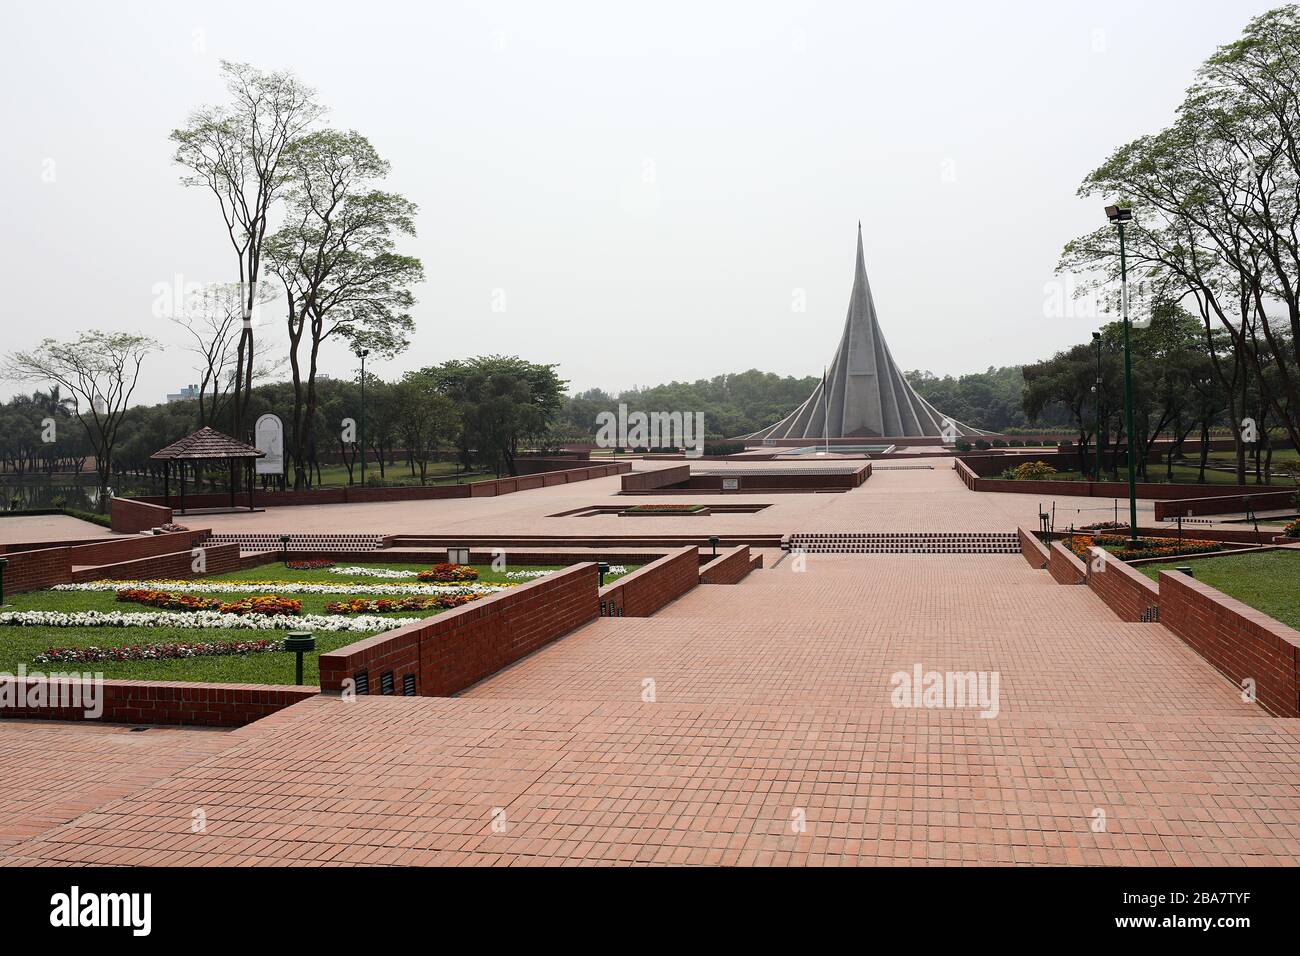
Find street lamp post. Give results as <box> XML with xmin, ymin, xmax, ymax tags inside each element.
<box><xmin>357</xmin><ymin>348</ymin><xmax>370</xmax><ymax>487</ymax></box>
<box><xmin>1093</xmin><ymin>331</ymin><xmax>1103</xmax><ymax>481</ymax></box>
<box><xmin>1105</xmin><ymin>204</ymin><xmax>1139</xmax><ymax>547</ymax></box>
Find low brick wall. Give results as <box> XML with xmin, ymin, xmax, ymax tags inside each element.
<box><xmin>2</xmin><ymin>547</ymin><xmax>72</xmax><ymax>593</ymax></box>
<box><xmin>1158</xmin><ymin>571</ymin><xmax>1300</xmax><ymax>718</ymax></box>
<box><xmin>65</xmin><ymin>529</ymin><xmax>206</xmax><ymax>567</ymax></box>
<box><xmin>621</xmin><ymin>465</ymin><xmax>691</xmax><ymax>492</ymax></box>
<box><xmin>699</xmin><ymin>545</ymin><xmax>755</xmax><ymax>584</ymax></box>
<box><xmin>1017</xmin><ymin>527</ymin><xmax>1049</xmax><ymax>570</ymax></box>
<box><xmin>131</xmin><ymin>463</ymin><xmax>632</xmax><ymax>511</ymax></box>
<box><xmin>110</xmin><ymin>496</ymin><xmax>173</xmax><ymax>533</ymax></box>
<box><xmin>956</xmin><ymin>459</ymin><xmax>1277</xmax><ymax>503</ymax></box>
<box><xmin>1153</xmin><ymin>489</ymin><xmax>1295</xmax><ymax>520</ymax></box>
<box><xmin>71</xmin><ymin>542</ymin><xmax>240</xmax><ymax>583</ymax></box>
<box><xmin>319</xmin><ymin>563</ymin><xmax>600</xmax><ymax>697</ymax></box>
<box><xmin>1048</xmin><ymin>541</ymin><xmax>1086</xmax><ymax>585</ymax></box>
<box><xmin>1087</xmin><ymin>553</ymin><xmax>1160</xmax><ymax>622</ymax></box>
<box><xmin>0</xmin><ymin>677</ymin><xmax>318</xmax><ymax>727</ymax></box>
<box><xmin>599</xmin><ymin>546</ymin><xmax>699</xmax><ymax>615</ymax></box>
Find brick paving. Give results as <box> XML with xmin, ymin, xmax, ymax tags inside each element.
<box><xmin>184</xmin><ymin>465</ymin><xmax>1154</xmax><ymax>537</ymax></box>
<box><xmin>4</xmin><ymin>550</ymin><xmax>1298</xmax><ymax>866</ymax></box>
<box><xmin>0</xmin><ymin>720</ymin><xmax>233</xmax><ymax>856</ymax></box>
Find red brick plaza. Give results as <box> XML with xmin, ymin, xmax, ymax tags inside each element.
<box><xmin>1</xmin><ymin>463</ymin><xmax>1297</xmax><ymax>866</ymax></box>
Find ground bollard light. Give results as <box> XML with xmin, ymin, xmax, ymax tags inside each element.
<box><xmin>285</xmin><ymin>630</ymin><xmax>316</xmax><ymax>685</ymax></box>
<box><xmin>709</xmin><ymin>536</ymin><xmax>719</xmax><ymax>557</ymax></box>
<box><xmin>279</xmin><ymin>535</ymin><xmax>291</xmax><ymax>564</ymax></box>
<box><xmin>598</xmin><ymin>562</ymin><xmax>610</xmax><ymax>586</ymax></box>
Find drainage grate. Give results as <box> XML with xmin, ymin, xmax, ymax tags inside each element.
<box><xmin>353</xmin><ymin>671</ymin><xmax>370</xmax><ymax>695</ymax></box>
<box><xmin>402</xmin><ymin>674</ymin><xmax>417</xmax><ymax>696</ymax></box>
<box><xmin>380</xmin><ymin>671</ymin><xmax>395</xmax><ymax>695</ymax></box>
<box><xmin>1141</xmin><ymin>606</ymin><xmax>1160</xmax><ymax>623</ymax></box>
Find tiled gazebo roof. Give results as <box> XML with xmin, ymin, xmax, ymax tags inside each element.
<box><xmin>150</xmin><ymin>426</ymin><xmax>264</xmax><ymax>461</ymax></box>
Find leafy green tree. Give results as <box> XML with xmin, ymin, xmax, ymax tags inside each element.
<box><xmin>266</xmin><ymin>129</ymin><xmax>423</xmax><ymax>488</ymax></box>
<box><xmin>426</xmin><ymin>357</ymin><xmax>566</xmax><ymax>476</ymax></box>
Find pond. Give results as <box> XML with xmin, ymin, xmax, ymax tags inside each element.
<box><xmin>0</xmin><ymin>476</ymin><xmax>162</xmax><ymax>512</ymax></box>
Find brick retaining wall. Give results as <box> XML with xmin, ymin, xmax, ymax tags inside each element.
<box><xmin>0</xmin><ymin>678</ymin><xmax>318</xmax><ymax>727</ymax></box>
<box><xmin>621</xmin><ymin>465</ymin><xmax>691</xmax><ymax>492</ymax></box>
<box><xmin>1086</xmin><ymin>552</ymin><xmax>1160</xmax><ymax>622</ymax></box>
<box><xmin>956</xmin><ymin>459</ymin><xmax>1278</xmax><ymax>503</ymax></box>
<box><xmin>319</xmin><ymin>564</ymin><xmax>600</xmax><ymax>698</ymax></box>
<box><xmin>1154</xmin><ymin>489</ymin><xmax>1294</xmax><ymax>520</ymax></box>
<box><xmin>1158</xmin><ymin>571</ymin><xmax>1300</xmax><ymax>718</ymax></box>
<box><xmin>1017</xmin><ymin>527</ymin><xmax>1049</xmax><ymax>570</ymax></box>
<box><xmin>70</xmin><ymin>542</ymin><xmax>241</xmax><ymax>583</ymax></box>
<box><xmin>110</xmin><ymin>496</ymin><xmax>173</xmax><ymax>533</ymax></box>
<box><xmin>1048</xmin><ymin>541</ymin><xmax>1087</xmax><ymax>585</ymax></box>
<box><xmin>599</xmin><ymin>546</ymin><xmax>699</xmax><ymax>615</ymax></box>
<box><xmin>698</xmin><ymin>545</ymin><xmax>755</xmax><ymax>584</ymax></box>
<box><xmin>131</xmin><ymin>462</ymin><xmax>631</xmax><ymax>511</ymax></box>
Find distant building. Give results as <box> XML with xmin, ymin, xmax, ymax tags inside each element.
<box><xmin>167</xmin><ymin>384</ymin><xmax>200</xmax><ymax>403</ymax></box>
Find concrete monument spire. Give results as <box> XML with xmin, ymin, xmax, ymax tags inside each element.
<box><xmin>747</xmin><ymin>225</ymin><xmax>990</xmax><ymax>441</ymax></box>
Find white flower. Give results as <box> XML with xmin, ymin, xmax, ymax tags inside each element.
<box><xmin>0</xmin><ymin>610</ymin><xmax>402</xmax><ymax>632</ymax></box>
<box><xmin>50</xmin><ymin>580</ymin><xmax>509</xmax><ymax>597</ymax></box>
<box><xmin>329</xmin><ymin>566</ymin><xmax>418</xmax><ymax>579</ymax></box>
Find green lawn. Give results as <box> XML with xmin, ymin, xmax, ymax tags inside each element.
<box><xmin>1139</xmin><ymin>550</ymin><xmax>1300</xmax><ymax>631</ymax></box>
<box><xmin>0</xmin><ymin>561</ymin><xmax>636</xmax><ymax>684</ymax></box>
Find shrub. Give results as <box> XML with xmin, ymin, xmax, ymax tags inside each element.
<box><xmin>1011</xmin><ymin>460</ymin><xmax>1058</xmax><ymax>481</ymax></box>
<box><xmin>417</xmin><ymin>563</ymin><xmax>479</xmax><ymax>582</ymax></box>
<box><xmin>992</xmin><ymin>439</ymin><xmax>1007</xmax><ymax>447</ymax></box>
<box><xmin>1283</xmin><ymin>518</ymin><xmax>1300</xmax><ymax>538</ymax></box>
<box><xmin>1008</xmin><ymin>440</ymin><xmax>1023</xmax><ymax>447</ymax></box>
<box><xmin>955</xmin><ymin>440</ymin><xmax>972</xmax><ymax>452</ymax></box>
<box><xmin>974</xmin><ymin>440</ymin><xmax>991</xmax><ymax>450</ymax></box>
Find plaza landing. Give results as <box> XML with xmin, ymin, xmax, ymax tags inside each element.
<box><xmin>2</xmin><ymin>553</ymin><xmax>1296</xmax><ymax>866</ymax></box>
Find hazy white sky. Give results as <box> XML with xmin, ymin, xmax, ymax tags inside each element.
<box><xmin>0</xmin><ymin>0</ymin><xmax>1277</xmax><ymax>405</ymax></box>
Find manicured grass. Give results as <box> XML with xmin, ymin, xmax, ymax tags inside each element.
<box><xmin>0</xmin><ymin>626</ymin><xmax>362</xmax><ymax>684</ymax></box>
<box><xmin>1138</xmin><ymin>550</ymin><xmax>1300</xmax><ymax>631</ymax></box>
<box><xmin>0</xmin><ymin>562</ymin><xmax>637</xmax><ymax>684</ymax></box>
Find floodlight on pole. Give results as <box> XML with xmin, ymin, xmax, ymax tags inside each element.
<box><xmin>1105</xmin><ymin>203</ymin><xmax>1139</xmax><ymax>546</ymax></box>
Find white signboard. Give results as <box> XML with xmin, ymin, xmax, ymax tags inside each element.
<box><xmin>254</xmin><ymin>414</ymin><xmax>285</xmax><ymax>476</ymax></box>
<box><xmin>722</xmin><ymin>477</ymin><xmax>739</xmax><ymax>491</ymax></box>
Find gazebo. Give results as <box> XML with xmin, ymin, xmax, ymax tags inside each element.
<box><xmin>151</xmin><ymin>426</ymin><xmax>265</xmax><ymax>514</ymax></box>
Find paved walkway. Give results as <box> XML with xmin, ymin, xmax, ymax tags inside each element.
<box><xmin>184</xmin><ymin>466</ymin><xmax>1160</xmax><ymax>537</ymax></box>
<box><xmin>5</xmin><ymin>553</ymin><xmax>1297</xmax><ymax>866</ymax></box>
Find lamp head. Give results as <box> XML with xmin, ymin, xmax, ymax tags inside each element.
<box><xmin>1104</xmin><ymin>204</ymin><xmax>1133</xmax><ymax>223</ymax></box>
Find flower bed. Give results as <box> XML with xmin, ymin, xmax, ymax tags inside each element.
<box><xmin>1079</xmin><ymin>521</ymin><xmax>1128</xmax><ymax>532</ymax></box>
<box><xmin>34</xmin><ymin>639</ymin><xmax>284</xmax><ymax>664</ymax></box>
<box><xmin>324</xmin><ymin>593</ymin><xmax>481</xmax><ymax>614</ymax></box>
<box><xmin>624</xmin><ymin>504</ymin><xmax>706</xmax><ymax>514</ymax></box>
<box><xmin>0</xmin><ymin>610</ymin><xmax>399</xmax><ymax>632</ymax></box>
<box><xmin>286</xmin><ymin>560</ymin><xmax>336</xmax><ymax>570</ymax></box>
<box><xmin>217</xmin><ymin>595</ymin><xmax>303</xmax><ymax>616</ymax></box>
<box><xmin>116</xmin><ymin>588</ymin><xmax>221</xmax><ymax>612</ymax></box>
<box><xmin>1068</xmin><ymin>533</ymin><xmax>1225</xmax><ymax>563</ymax></box>
<box><xmin>53</xmin><ymin>580</ymin><xmax>510</xmax><ymax>597</ymax></box>
<box><xmin>330</xmin><ymin>566</ymin><xmax>417</xmax><ymax>579</ymax></box>
<box><xmin>1283</xmin><ymin>518</ymin><xmax>1300</xmax><ymax>538</ymax></box>
<box><xmin>416</xmin><ymin>563</ymin><xmax>479</xmax><ymax>582</ymax></box>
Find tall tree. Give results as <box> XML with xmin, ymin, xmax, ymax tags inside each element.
<box><xmin>171</xmin><ymin>61</ymin><xmax>324</xmax><ymax>446</ymax></box>
<box><xmin>266</xmin><ymin>129</ymin><xmax>422</xmax><ymax>488</ymax></box>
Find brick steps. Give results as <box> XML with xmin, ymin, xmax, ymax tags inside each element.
<box><xmin>787</xmin><ymin>531</ymin><xmax>1019</xmax><ymax>554</ymax></box>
